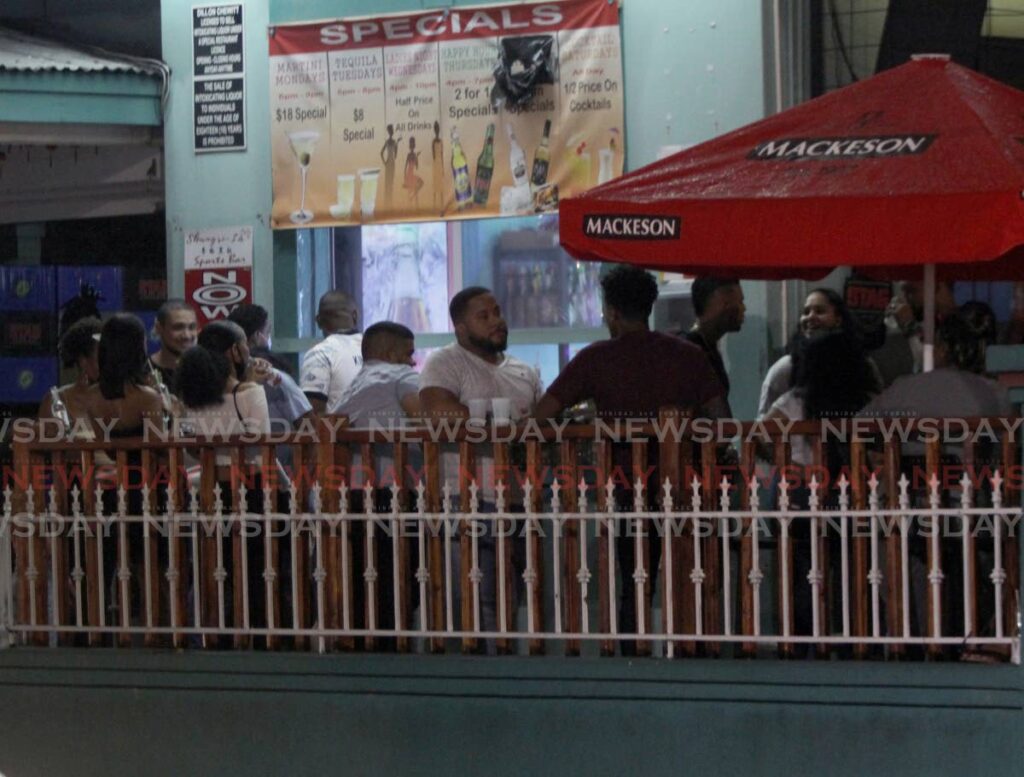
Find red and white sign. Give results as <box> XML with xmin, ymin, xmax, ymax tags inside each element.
<box><xmin>184</xmin><ymin>225</ymin><xmax>253</xmax><ymax>326</ymax></box>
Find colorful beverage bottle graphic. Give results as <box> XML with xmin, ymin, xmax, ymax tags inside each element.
<box><xmin>531</xmin><ymin>119</ymin><xmax>552</xmax><ymax>189</ymax></box>
<box><xmin>507</xmin><ymin>124</ymin><xmax>529</xmax><ymax>189</ymax></box>
<box><xmin>473</xmin><ymin>123</ymin><xmax>496</xmax><ymax>206</ymax></box>
<box><xmin>450</xmin><ymin>126</ymin><xmax>472</xmax><ymax>209</ymax></box>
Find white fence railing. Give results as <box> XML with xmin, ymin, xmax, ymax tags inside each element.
<box><xmin>2</xmin><ymin>446</ymin><xmax>1019</xmax><ymax>661</ymax></box>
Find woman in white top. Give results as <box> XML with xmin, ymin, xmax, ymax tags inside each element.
<box><xmin>761</xmin><ymin>330</ymin><xmax>877</xmax><ymax>654</ymax></box>
<box><xmin>759</xmin><ymin>288</ymin><xmax>871</xmax><ymax>417</ymax></box>
<box><xmin>763</xmin><ymin>329</ymin><xmax>878</xmax><ymax>465</ymax></box>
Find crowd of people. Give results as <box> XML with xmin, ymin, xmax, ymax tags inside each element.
<box><xmin>35</xmin><ymin>267</ymin><xmax>1013</xmax><ymax>651</ymax></box>
<box><xmin>42</xmin><ymin>271</ymin><xmax>1008</xmax><ymax>457</ymax></box>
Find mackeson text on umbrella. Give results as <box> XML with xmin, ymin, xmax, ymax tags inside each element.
<box><xmin>749</xmin><ymin>134</ymin><xmax>936</xmax><ymax>161</ymax></box>
<box><xmin>582</xmin><ymin>214</ymin><xmax>681</xmax><ymax>240</ymax></box>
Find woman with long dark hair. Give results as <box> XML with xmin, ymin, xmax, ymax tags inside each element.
<box><xmin>81</xmin><ymin>313</ymin><xmax>166</xmax><ymax>436</ymax></box>
<box><xmin>758</xmin><ymin>288</ymin><xmax>868</xmax><ymax>416</ymax></box>
<box><xmin>762</xmin><ymin>329</ymin><xmax>877</xmax><ymax>653</ymax></box>
<box><xmin>39</xmin><ymin>316</ymin><xmax>102</xmax><ymax>431</ymax></box>
<box><xmin>764</xmin><ymin>329</ymin><xmax>878</xmax><ymax>452</ymax></box>
<box><xmin>75</xmin><ymin>314</ymin><xmax>166</xmax><ymax>635</ymax></box>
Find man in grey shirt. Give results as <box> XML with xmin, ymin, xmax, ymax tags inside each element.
<box><xmin>334</xmin><ymin>321</ymin><xmax>421</xmax><ymax>648</ymax></box>
<box><xmin>332</xmin><ymin>321</ymin><xmax>420</xmax><ymax>424</ymax></box>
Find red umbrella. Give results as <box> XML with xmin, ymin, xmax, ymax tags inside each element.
<box><xmin>559</xmin><ymin>55</ymin><xmax>1024</xmax><ymax>282</ymax></box>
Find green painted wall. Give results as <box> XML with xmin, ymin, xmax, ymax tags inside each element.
<box><xmin>0</xmin><ymin>649</ymin><xmax>1019</xmax><ymax>776</ymax></box>
<box><xmin>0</xmin><ymin>72</ymin><xmax>162</xmax><ymax>126</ymax></box>
<box><xmin>161</xmin><ymin>0</ymin><xmax>275</xmax><ymax>325</ymax></box>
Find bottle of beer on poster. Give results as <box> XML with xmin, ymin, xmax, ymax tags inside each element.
<box><xmin>531</xmin><ymin>119</ymin><xmax>552</xmax><ymax>190</ymax></box>
<box><xmin>473</xmin><ymin>123</ymin><xmax>495</xmax><ymax>206</ymax></box>
<box><xmin>507</xmin><ymin>124</ymin><xmax>529</xmax><ymax>189</ymax></box>
<box><xmin>450</xmin><ymin>126</ymin><xmax>472</xmax><ymax>209</ymax></box>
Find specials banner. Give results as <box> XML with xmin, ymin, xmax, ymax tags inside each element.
<box><xmin>268</xmin><ymin>0</ymin><xmax>623</xmax><ymax>228</ymax></box>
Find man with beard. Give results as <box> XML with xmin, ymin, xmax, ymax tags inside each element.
<box><xmin>177</xmin><ymin>320</ymin><xmax>271</xmax><ymax>445</ymax></box>
<box><xmin>149</xmin><ymin>299</ymin><xmax>198</xmax><ymax>388</ymax></box>
<box><xmin>420</xmin><ymin>287</ymin><xmax>543</xmax><ymax>646</ymax></box>
<box><xmin>420</xmin><ymin>287</ymin><xmax>541</xmax><ymax>420</ymax></box>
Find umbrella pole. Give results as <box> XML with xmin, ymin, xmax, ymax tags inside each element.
<box><xmin>923</xmin><ymin>263</ymin><xmax>935</xmax><ymax>372</ymax></box>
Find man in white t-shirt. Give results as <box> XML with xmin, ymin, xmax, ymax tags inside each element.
<box><xmin>420</xmin><ymin>286</ymin><xmax>543</xmax><ymax>642</ymax></box>
<box><xmin>300</xmin><ymin>290</ymin><xmax>363</xmax><ymax>415</ymax></box>
<box><xmin>420</xmin><ymin>286</ymin><xmax>542</xmax><ymax>422</ymax></box>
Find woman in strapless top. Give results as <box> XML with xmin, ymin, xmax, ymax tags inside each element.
<box><xmin>177</xmin><ymin>320</ymin><xmax>282</xmax><ymax>636</ymax></box>
<box><xmin>38</xmin><ymin>316</ymin><xmax>103</xmax><ymax>431</ymax></box>
<box><xmin>82</xmin><ymin>313</ymin><xmax>167</xmax><ymax>442</ymax></box>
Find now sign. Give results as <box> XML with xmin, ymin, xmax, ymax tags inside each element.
<box><xmin>183</xmin><ymin>225</ymin><xmax>254</xmax><ymax>325</ymax></box>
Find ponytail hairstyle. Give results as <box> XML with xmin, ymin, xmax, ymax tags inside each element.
<box><xmin>98</xmin><ymin>314</ymin><xmax>149</xmax><ymax>400</ymax></box>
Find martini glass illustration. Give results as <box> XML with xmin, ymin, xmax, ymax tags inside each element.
<box><xmin>288</xmin><ymin>130</ymin><xmax>320</xmax><ymax>224</ymax></box>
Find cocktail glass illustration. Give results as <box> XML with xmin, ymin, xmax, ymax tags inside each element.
<box><xmin>331</xmin><ymin>174</ymin><xmax>355</xmax><ymax>220</ymax></box>
<box><xmin>288</xmin><ymin>130</ymin><xmax>319</xmax><ymax>224</ymax></box>
<box><xmin>358</xmin><ymin>167</ymin><xmax>381</xmax><ymax>220</ymax></box>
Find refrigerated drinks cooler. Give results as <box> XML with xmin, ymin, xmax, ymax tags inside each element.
<box><xmin>330</xmin><ymin>220</ymin><xmax>606</xmax><ymax>386</ymax></box>
<box><xmin>492</xmin><ymin>230</ymin><xmax>602</xmax><ymax>330</ymax></box>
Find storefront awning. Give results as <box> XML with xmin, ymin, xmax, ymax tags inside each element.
<box><xmin>0</xmin><ymin>27</ymin><xmax>168</xmax><ymax>129</ymax></box>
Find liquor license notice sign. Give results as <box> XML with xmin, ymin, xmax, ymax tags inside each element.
<box><xmin>267</xmin><ymin>0</ymin><xmax>623</xmax><ymax>228</ymax></box>
<box><xmin>193</xmin><ymin>4</ymin><xmax>246</xmax><ymax>152</ymax></box>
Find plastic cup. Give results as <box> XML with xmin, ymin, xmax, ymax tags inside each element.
<box><xmin>467</xmin><ymin>398</ymin><xmax>489</xmax><ymax>421</ymax></box>
<box><xmin>334</xmin><ymin>174</ymin><xmax>355</xmax><ymax>217</ymax></box>
<box><xmin>358</xmin><ymin>168</ymin><xmax>381</xmax><ymax>219</ymax></box>
<box><xmin>491</xmin><ymin>397</ymin><xmax>511</xmax><ymax>423</ymax></box>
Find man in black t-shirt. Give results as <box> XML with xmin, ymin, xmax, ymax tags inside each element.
<box><xmin>685</xmin><ymin>277</ymin><xmax>745</xmax><ymax>415</ymax></box>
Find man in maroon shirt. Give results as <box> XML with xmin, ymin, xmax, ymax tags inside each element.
<box><xmin>534</xmin><ymin>265</ymin><xmax>726</xmax><ymax>421</ymax></box>
<box><xmin>535</xmin><ymin>265</ymin><xmax>727</xmax><ymax>653</ymax></box>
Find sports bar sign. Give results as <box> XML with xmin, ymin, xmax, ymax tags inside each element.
<box><xmin>268</xmin><ymin>0</ymin><xmax>623</xmax><ymax>228</ymax></box>
<box><xmin>184</xmin><ymin>226</ymin><xmax>253</xmax><ymax>326</ymax></box>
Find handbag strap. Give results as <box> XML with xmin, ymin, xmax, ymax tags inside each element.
<box><xmin>231</xmin><ymin>383</ymin><xmax>244</xmax><ymax>422</ymax></box>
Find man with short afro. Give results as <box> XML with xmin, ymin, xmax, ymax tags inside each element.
<box><xmin>535</xmin><ymin>264</ymin><xmax>726</xmax><ymax>655</ymax></box>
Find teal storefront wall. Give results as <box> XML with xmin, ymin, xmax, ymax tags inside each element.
<box><xmin>160</xmin><ymin>0</ymin><xmax>771</xmax><ymax>419</ymax></box>
<box><xmin>0</xmin><ymin>71</ymin><xmax>162</xmax><ymax>126</ymax></box>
